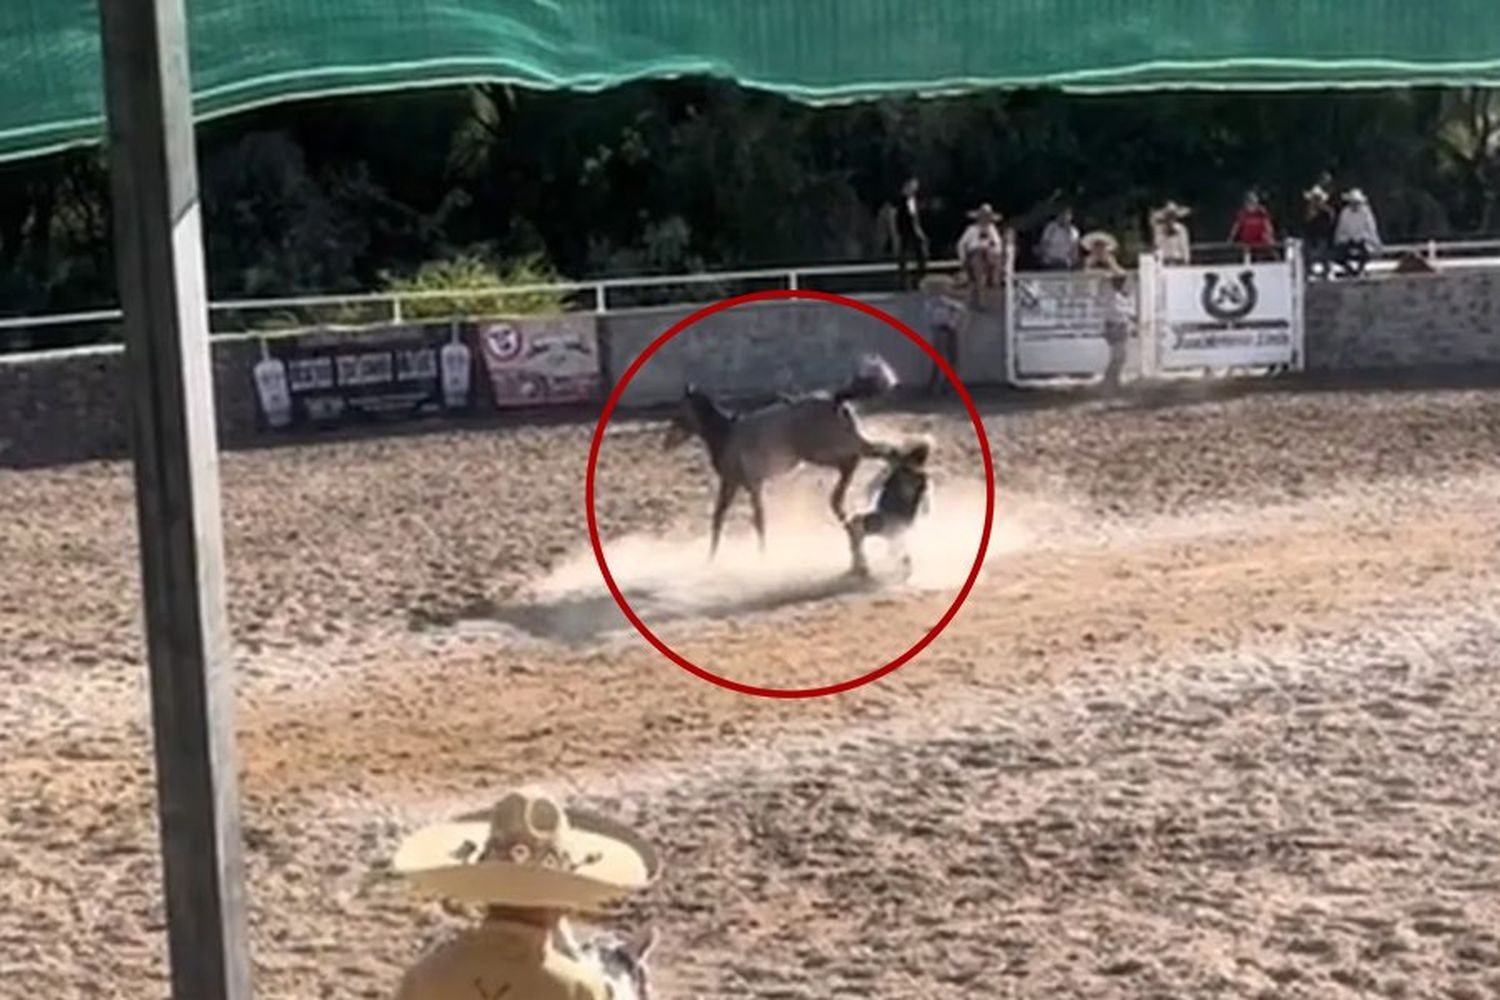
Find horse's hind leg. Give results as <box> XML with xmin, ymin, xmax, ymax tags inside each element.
<box><xmin>845</xmin><ymin>512</ymin><xmax>872</xmax><ymax>577</ymax></box>
<box><xmin>709</xmin><ymin>478</ymin><xmax>739</xmax><ymax>560</ymax></box>
<box><xmin>747</xmin><ymin>483</ymin><xmax>767</xmax><ymax>553</ymax></box>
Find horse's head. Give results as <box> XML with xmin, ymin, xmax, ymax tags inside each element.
<box><xmin>662</xmin><ymin>384</ymin><xmax>702</xmax><ymax>450</ymax></box>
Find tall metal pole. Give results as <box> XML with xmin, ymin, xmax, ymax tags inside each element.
<box><xmin>96</xmin><ymin>0</ymin><xmax>252</xmax><ymax>996</ymax></box>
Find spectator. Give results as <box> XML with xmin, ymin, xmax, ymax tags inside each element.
<box><xmin>1302</xmin><ymin>185</ymin><xmax>1337</xmax><ymax>279</ymax></box>
<box><xmin>1310</xmin><ymin>170</ymin><xmax>1336</xmax><ymax>203</ymax></box>
<box><xmin>1100</xmin><ymin>264</ymin><xmax>1133</xmax><ymax>392</ymax></box>
<box><xmin>957</xmin><ymin>202</ymin><xmax>1005</xmax><ymax>303</ymax></box>
<box><xmin>1150</xmin><ymin>200</ymin><xmax>1193</xmax><ymax>265</ymax></box>
<box><xmin>1036</xmin><ymin>207</ymin><xmax>1080</xmax><ymax>269</ymax></box>
<box><xmin>893</xmin><ymin>177</ymin><xmax>930</xmax><ymax>290</ymax></box>
<box><xmin>1228</xmin><ymin>190</ymin><xmax>1276</xmax><ymax>259</ymax></box>
<box><xmin>391</xmin><ymin>786</ymin><xmax>660</xmax><ymax>1000</ymax></box>
<box><xmin>1080</xmin><ymin>230</ymin><xmax>1122</xmax><ymax>273</ymax></box>
<box><xmin>920</xmin><ymin>274</ymin><xmax>968</xmax><ymax>395</ymax></box>
<box><xmin>1334</xmin><ymin>188</ymin><xmax>1382</xmax><ymax>277</ymax></box>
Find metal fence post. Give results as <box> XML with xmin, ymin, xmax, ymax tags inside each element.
<box><xmin>97</xmin><ymin>0</ymin><xmax>252</xmax><ymax>995</ymax></box>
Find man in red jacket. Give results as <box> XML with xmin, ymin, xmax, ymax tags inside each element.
<box><xmin>1229</xmin><ymin>190</ymin><xmax>1276</xmax><ymax>260</ymax></box>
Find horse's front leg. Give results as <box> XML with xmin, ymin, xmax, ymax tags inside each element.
<box><xmin>830</xmin><ymin>459</ymin><xmax>858</xmax><ymax>524</ymax></box>
<box><xmin>746</xmin><ymin>482</ymin><xmax>768</xmax><ymax>554</ymax></box>
<box><xmin>710</xmin><ymin>477</ymin><xmax>739</xmax><ymax>560</ymax></box>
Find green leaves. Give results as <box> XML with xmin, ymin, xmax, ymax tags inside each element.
<box><xmin>379</xmin><ymin>252</ymin><xmax>572</xmax><ymax>321</ymax></box>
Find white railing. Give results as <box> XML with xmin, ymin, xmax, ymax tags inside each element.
<box><xmin>0</xmin><ymin>257</ymin><xmax>965</xmax><ymax>341</ymax></box>
<box><xmin>3</xmin><ymin>236</ymin><xmax>1500</xmax><ymax>361</ymax></box>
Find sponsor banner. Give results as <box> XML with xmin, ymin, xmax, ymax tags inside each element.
<box><xmin>1158</xmin><ymin>262</ymin><xmax>1296</xmax><ymax>368</ymax></box>
<box><xmin>1011</xmin><ymin>271</ymin><xmax>1133</xmax><ymax>378</ymax></box>
<box><xmin>250</xmin><ymin>322</ymin><xmax>476</xmax><ymax>431</ymax></box>
<box><xmin>473</xmin><ymin>314</ymin><xmax>602</xmax><ymax>407</ymax></box>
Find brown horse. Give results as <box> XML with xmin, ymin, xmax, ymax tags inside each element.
<box><xmin>663</xmin><ymin>355</ymin><xmax>903</xmax><ymax>558</ymax></box>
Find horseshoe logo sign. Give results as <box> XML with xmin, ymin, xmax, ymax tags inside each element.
<box><xmin>1201</xmin><ymin>269</ymin><xmax>1258</xmax><ymax>322</ymax></box>
<box><xmin>482</xmin><ymin>323</ymin><xmax>524</xmax><ymax>362</ymax></box>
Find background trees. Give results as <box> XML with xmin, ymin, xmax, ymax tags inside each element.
<box><xmin>0</xmin><ymin>80</ymin><xmax>1495</xmax><ymax>347</ymax></box>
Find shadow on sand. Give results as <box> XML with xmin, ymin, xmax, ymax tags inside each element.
<box><xmin>437</xmin><ymin>569</ymin><xmax>883</xmax><ymax>646</ymax></box>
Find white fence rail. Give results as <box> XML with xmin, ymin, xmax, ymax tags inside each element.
<box><xmin>3</xmin><ymin>236</ymin><xmax>1500</xmax><ymax>361</ymax></box>
<box><xmin>0</xmin><ymin>258</ymin><xmax>965</xmax><ymax>341</ymax></box>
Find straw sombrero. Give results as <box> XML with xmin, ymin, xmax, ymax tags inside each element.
<box><xmin>1080</xmin><ymin>230</ymin><xmax>1119</xmax><ymax>254</ymax></box>
<box><xmin>967</xmin><ymin>202</ymin><xmax>1002</xmax><ymax>223</ymax></box>
<box><xmin>1150</xmin><ymin>200</ymin><xmax>1192</xmax><ymax>223</ymax></box>
<box><xmin>392</xmin><ymin>787</ymin><xmax>659</xmax><ymax>909</ymax></box>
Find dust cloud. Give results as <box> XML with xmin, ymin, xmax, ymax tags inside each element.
<box><xmin>509</xmin><ymin>472</ymin><xmax>1038</xmax><ymax>640</ymax></box>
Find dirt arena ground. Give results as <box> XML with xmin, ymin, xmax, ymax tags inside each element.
<box><xmin>3</xmin><ymin>378</ymin><xmax>1500</xmax><ymax>999</ymax></box>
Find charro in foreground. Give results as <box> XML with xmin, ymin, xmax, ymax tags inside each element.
<box><xmin>392</xmin><ymin>787</ymin><xmax>661</xmax><ymax>999</ymax></box>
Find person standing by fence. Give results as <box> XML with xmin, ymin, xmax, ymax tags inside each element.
<box><xmin>1229</xmin><ymin>190</ymin><xmax>1276</xmax><ymax>260</ymax></box>
<box><xmin>893</xmin><ymin>177</ymin><xmax>930</xmax><ymax>290</ymax></box>
<box><xmin>1150</xmin><ymin>201</ymin><xmax>1193</xmax><ymax>264</ymax></box>
<box><xmin>1303</xmin><ymin>186</ymin><xmax>1337</xmax><ymax>279</ymax></box>
<box><xmin>920</xmin><ymin>274</ymin><xmax>967</xmax><ymax>396</ymax></box>
<box><xmin>1036</xmin><ymin>207</ymin><xmax>1080</xmax><ymax>269</ymax></box>
<box><xmin>1099</xmin><ymin>264</ymin><xmax>1133</xmax><ymax>392</ymax></box>
<box><xmin>1334</xmin><ymin>188</ymin><xmax>1382</xmax><ymax>277</ymax></box>
<box><xmin>957</xmin><ymin>202</ymin><xmax>1006</xmax><ymax>309</ymax></box>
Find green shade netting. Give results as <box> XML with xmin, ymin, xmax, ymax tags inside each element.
<box><xmin>5</xmin><ymin>0</ymin><xmax>1500</xmax><ymax>163</ymax></box>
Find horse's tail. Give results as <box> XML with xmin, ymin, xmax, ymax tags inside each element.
<box><xmin>834</xmin><ymin>353</ymin><xmax>900</xmax><ymax>403</ymax></box>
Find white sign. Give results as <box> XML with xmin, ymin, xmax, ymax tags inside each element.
<box><xmin>1011</xmin><ymin>271</ymin><xmax>1133</xmax><ymax>378</ymax></box>
<box><xmin>1158</xmin><ymin>261</ymin><xmax>1296</xmax><ymax>368</ymax></box>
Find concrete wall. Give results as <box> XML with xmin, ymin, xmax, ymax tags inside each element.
<box><xmin>0</xmin><ymin>339</ymin><xmax>262</xmax><ymax>468</ymax></box>
<box><xmin>3</xmin><ymin>268</ymin><xmax>1498</xmax><ymax>468</ymax></box>
<box><xmin>1302</xmin><ymin>270</ymin><xmax>1500</xmax><ymax>371</ymax></box>
<box><xmin>600</xmin><ymin>292</ymin><xmax>1007</xmax><ymax>407</ymax></box>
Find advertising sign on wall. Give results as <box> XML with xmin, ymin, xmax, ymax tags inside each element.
<box><xmin>1157</xmin><ymin>262</ymin><xmax>1297</xmax><ymax>369</ymax></box>
<box><xmin>1011</xmin><ymin>271</ymin><xmax>1133</xmax><ymax>378</ymax></box>
<box><xmin>473</xmin><ymin>314</ymin><xmax>602</xmax><ymax>407</ymax></box>
<box><xmin>250</xmin><ymin>322</ymin><xmax>475</xmax><ymax>431</ymax></box>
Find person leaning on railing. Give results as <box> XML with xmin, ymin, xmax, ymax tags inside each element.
<box><xmin>1150</xmin><ymin>201</ymin><xmax>1193</xmax><ymax>265</ymax></box>
<box><xmin>1229</xmin><ymin>189</ymin><xmax>1277</xmax><ymax>263</ymax></box>
<box><xmin>1302</xmin><ymin>185</ymin><xmax>1337</xmax><ymax>280</ymax></box>
<box><xmin>1333</xmin><ymin>188</ymin><xmax>1382</xmax><ymax>278</ymax></box>
<box><xmin>957</xmin><ymin>202</ymin><xmax>1006</xmax><ymax>305</ymax></box>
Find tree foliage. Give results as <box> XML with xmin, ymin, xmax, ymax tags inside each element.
<box><xmin>381</xmin><ymin>252</ymin><xmax>571</xmax><ymax>320</ymax></box>
<box><xmin>0</xmin><ymin>79</ymin><xmax>1495</xmax><ymax>350</ymax></box>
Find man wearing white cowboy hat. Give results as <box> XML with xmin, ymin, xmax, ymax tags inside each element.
<box><xmin>919</xmin><ymin>273</ymin><xmax>967</xmax><ymax>396</ymax></box>
<box><xmin>957</xmin><ymin>202</ymin><xmax>1005</xmax><ymax>301</ymax></box>
<box><xmin>1098</xmin><ymin>261</ymin><xmax>1134</xmax><ymax>392</ymax></box>
<box><xmin>1302</xmin><ymin>184</ymin><xmax>1337</xmax><ymax>280</ymax></box>
<box><xmin>1333</xmin><ymin>187</ymin><xmax>1382</xmax><ymax>278</ymax></box>
<box><xmin>1149</xmin><ymin>201</ymin><xmax>1193</xmax><ymax>265</ymax></box>
<box><xmin>1079</xmin><ymin>229</ymin><xmax>1121</xmax><ymax>273</ymax></box>
<box><xmin>391</xmin><ymin>786</ymin><xmax>661</xmax><ymax>1000</ymax></box>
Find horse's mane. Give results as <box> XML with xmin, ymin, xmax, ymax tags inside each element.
<box><xmin>684</xmin><ymin>384</ymin><xmax>734</xmax><ymax>424</ymax></box>
<box><xmin>682</xmin><ymin>385</ymin><xmax>736</xmax><ymax>465</ymax></box>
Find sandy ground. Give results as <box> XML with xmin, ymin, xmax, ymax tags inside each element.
<box><xmin>2</xmin><ymin>379</ymin><xmax>1500</xmax><ymax>999</ymax></box>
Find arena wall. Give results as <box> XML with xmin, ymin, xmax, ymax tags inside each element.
<box><xmin>1</xmin><ymin>267</ymin><xmax>1498</xmax><ymax>467</ymax></box>
<box><xmin>1301</xmin><ymin>270</ymin><xmax>1500</xmax><ymax>370</ymax></box>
